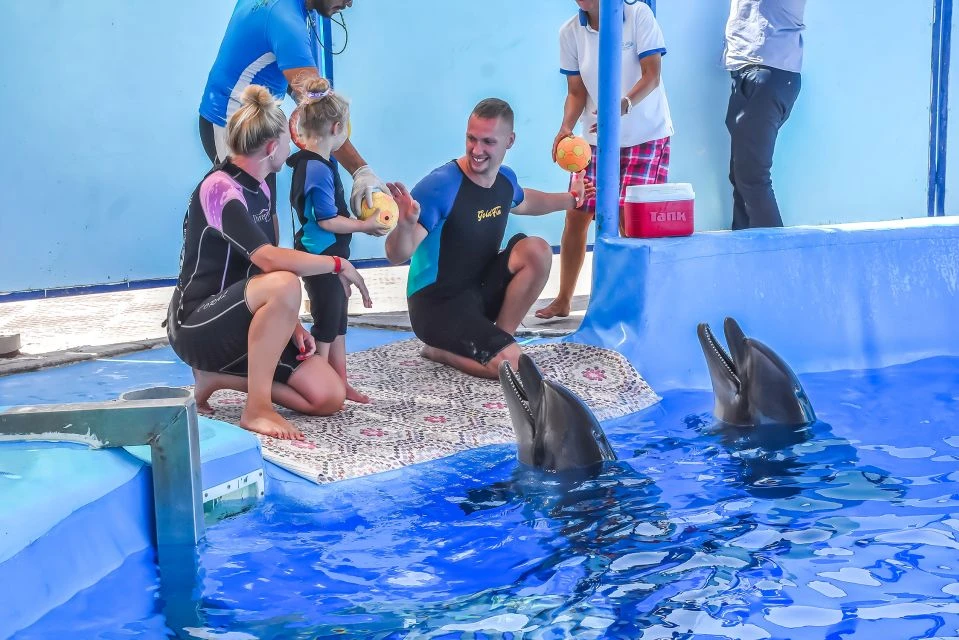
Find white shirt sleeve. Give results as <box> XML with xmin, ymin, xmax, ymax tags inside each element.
<box><xmin>633</xmin><ymin>4</ymin><xmax>667</xmax><ymax>58</ymax></box>
<box><xmin>559</xmin><ymin>23</ymin><xmax>580</xmax><ymax>74</ymax></box>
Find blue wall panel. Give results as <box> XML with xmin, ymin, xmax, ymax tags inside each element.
<box><xmin>574</xmin><ymin>219</ymin><xmax>959</xmax><ymax>392</ymax></box>
<box><xmin>1</xmin><ymin>3</ymin><xmax>233</xmax><ymax>292</ymax></box>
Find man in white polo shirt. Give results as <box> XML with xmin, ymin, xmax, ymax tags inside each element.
<box><xmin>724</xmin><ymin>0</ymin><xmax>806</xmax><ymax>229</ymax></box>
<box><xmin>537</xmin><ymin>0</ymin><xmax>673</xmax><ymax>320</ymax></box>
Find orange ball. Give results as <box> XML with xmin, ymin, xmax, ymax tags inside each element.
<box><xmin>555</xmin><ymin>135</ymin><xmax>592</xmax><ymax>173</ymax></box>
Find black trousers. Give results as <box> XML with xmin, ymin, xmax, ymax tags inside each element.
<box><xmin>725</xmin><ymin>65</ymin><xmax>801</xmax><ymax>230</ymax></box>
<box><xmin>198</xmin><ymin>115</ymin><xmax>277</xmax><ymax>215</ymax></box>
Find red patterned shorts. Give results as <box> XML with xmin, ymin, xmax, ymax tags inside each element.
<box><xmin>572</xmin><ymin>136</ymin><xmax>671</xmax><ymax>213</ymax></box>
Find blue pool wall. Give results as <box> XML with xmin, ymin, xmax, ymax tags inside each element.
<box><xmin>5</xmin><ymin>216</ymin><xmax>959</xmax><ymax>634</ymax></box>
<box><xmin>1</xmin><ymin>0</ymin><xmax>948</xmax><ymax>293</ymax></box>
<box><xmin>573</xmin><ymin>218</ymin><xmax>959</xmax><ymax>392</ymax></box>
<box><xmin>0</xmin><ymin>328</ymin><xmax>409</xmax><ymax>637</ymax></box>
<box><xmin>0</xmin><ymin>419</ymin><xmax>263</xmax><ymax>638</ymax></box>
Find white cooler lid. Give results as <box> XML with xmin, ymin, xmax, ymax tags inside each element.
<box><xmin>625</xmin><ymin>182</ymin><xmax>695</xmax><ymax>203</ymax></box>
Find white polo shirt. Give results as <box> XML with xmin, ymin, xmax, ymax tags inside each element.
<box><xmin>559</xmin><ymin>3</ymin><xmax>674</xmax><ymax>148</ymax></box>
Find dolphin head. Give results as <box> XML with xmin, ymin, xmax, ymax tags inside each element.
<box><xmin>498</xmin><ymin>354</ymin><xmax>617</xmax><ymax>473</ymax></box>
<box><xmin>697</xmin><ymin>317</ymin><xmax>816</xmax><ymax>427</ymax></box>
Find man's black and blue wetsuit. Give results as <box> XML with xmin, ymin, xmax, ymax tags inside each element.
<box><xmin>407</xmin><ymin>160</ymin><xmax>527</xmax><ymax>364</ymax></box>
<box><xmin>288</xmin><ymin>149</ymin><xmax>352</xmax><ymax>344</ymax></box>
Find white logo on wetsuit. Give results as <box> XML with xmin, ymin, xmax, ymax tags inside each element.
<box><xmin>197</xmin><ymin>289</ymin><xmax>230</xmax><ymax>312</ymax></box>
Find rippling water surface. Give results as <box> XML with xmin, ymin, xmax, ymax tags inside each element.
<box><xmin>20</xmin><ymin>356</ymin><xmax>959</xmax><ymax>639</ymax></box>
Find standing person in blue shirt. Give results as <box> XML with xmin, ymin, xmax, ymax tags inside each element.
<box><xmin>199</xmin><ymin>0</ymin><xmax>387</xmax><ymax>219</ymax></box>
<box><xmin>724</xmin><ymin>0</ymin><xmax>805</xmax><ymax>229</ymax></box>
<box><xmin>287</xmin><ymin>77</ymin><xmax>391</xmax><ymax>404</ymax></box>
<box><xmin>384</xmin><ymin>99</ymin><xmax>594</xmax><ymax>380</ymax></box>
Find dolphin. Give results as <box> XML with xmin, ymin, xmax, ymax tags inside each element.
<box><xmin>697</xmin><ymin>317</ymin><xmax>816</xmax><ymax>427</ymax></box>
<box><xmin>498</xmin><ymin>353</ymin><xmax>617</xmax><ymax>473</ymax></box>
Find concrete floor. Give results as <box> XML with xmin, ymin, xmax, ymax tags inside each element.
<box><xmin>0</xmin><ymin>252</ymin><xmax>593</xmax><ymax>376</ymax></box>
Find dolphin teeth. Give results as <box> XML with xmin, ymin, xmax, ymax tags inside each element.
<box><xmin>704</xmin><ymin>324</ymin><xmax>740</xmax><ymax>386</ymax></box>
<box><xmin>505</xmin><ymin>366</ymin><xmax>535</xmax><ymax>423</ymax></box>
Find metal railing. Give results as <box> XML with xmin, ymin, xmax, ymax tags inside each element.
<box><xmin>0</xmin><ymin>387</ymin><xmax>205</xmax><ymax>550</ymax></box>
<box><xmin>0</xmin><ymin>387</ymin><xmax>207</xmax><ymax>634</ymax></box>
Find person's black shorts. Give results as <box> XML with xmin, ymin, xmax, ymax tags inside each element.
<box><xmin>408</xmin><ymin>233</ymin><xmax>526</xmax><ymax>365</ymax></box>
<box><xmin>167</xmin><ymin>278</ymin><xmax>303</xmax><ymax>384</ymax></box>
<box><xmin>303</xmin><ymin>272</ymin><xmax>347</xmax><ymax>343</ymax></box>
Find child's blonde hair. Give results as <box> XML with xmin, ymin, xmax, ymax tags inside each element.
<box><xmin>297</xmin><ymin>77</ymin><xmax>350</xmax><ymax>139</ymax></box>
<box><xmin>226</xmin><ymin>85</ymin><xmax>287</xmax><ymax>156</ymax></box>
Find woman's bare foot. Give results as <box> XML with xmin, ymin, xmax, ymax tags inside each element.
<box><xmin>240</xmin><ymin>404</ymin><xmax>304</xmax><ymax>440</ymax></box>
<box><xmin>191</xmin><ymin>369</ymin><xmax>219</xmax><ymax>414</ymax></box>
<box><xmin>345</xmin><ymin>383</ymin><xmax>371</xmax><ymax>404</ymax></box>
<box><xmin>534</xmin><ymin>298</ymin><xmax>571</xmax><ymax>320</ymax></box>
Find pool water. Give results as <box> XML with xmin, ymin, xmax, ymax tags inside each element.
<box><xmin>13</xmin><ymin>347</ymin><xmax>959</xmax><ymax>639</ymax></box>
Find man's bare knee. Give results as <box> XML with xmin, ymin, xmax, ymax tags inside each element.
<box><xmin>519</xmin><ymin>237</ymin><xmax>552</xmax><ymax>273</ymax></box>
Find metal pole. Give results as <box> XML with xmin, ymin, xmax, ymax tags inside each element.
<box><xmin>930</xmin><ymin>0</ymin><xmax>945</xmax><ymax>216</ymax></box>
<box><xmin>596</xmin><ymin>0</ymin><xmax>624</xmax><ymax>238</ymax></box>
<box><xmin>936</xmin><ymin>0</ymin><xmax>953</xmax><ymax>215</ymax></box>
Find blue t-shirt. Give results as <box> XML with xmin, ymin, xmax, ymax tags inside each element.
<box><xmin>200</xmin><ymin>0</ymin><xmax>319</xmax><ymax>127</ymax></box>
<box><xmin>407</xmin><ymin>161</ymin><xmax>524</xmax><ymax>298</ymax></box>
<box><xmin>288</xmin><ymin>150</ymin><xmax>351</xmax><ymax>257</ymax></box>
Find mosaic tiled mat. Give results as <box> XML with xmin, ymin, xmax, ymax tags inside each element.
<box><xmin>205</xmin><ymin>339</ymin><xmax>660</xmax><ymax>483</ymax></box>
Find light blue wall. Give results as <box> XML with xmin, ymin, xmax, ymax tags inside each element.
<box><xmin>653</xmin><ymin>0</ymin><xmax>934</xmax><ymax>229</ymax></box>
<box><xmin>330</xmin><ymin>0</ymin><xmax>575</xmax><ymax>260</ymax></box>
<box><xmin>1</xmin><ymin>2</ymin><xmax>232</xmax><ymax>292</ymax></box>
<box><xmin>0</xmin><ymin>1</ymin><xmax>944</xmax><ymax>292</ymax></box>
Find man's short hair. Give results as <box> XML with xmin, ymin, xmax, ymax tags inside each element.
<box><xmin>471</xmin><ymin>98</ymin><xmax>514</xmax><ymax>129</ymax></box>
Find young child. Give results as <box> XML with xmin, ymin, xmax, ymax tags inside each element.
<box><xmin>288</xmin><ymin>77</ymin><xmax>391</xmax><ymax>404</ymax></box>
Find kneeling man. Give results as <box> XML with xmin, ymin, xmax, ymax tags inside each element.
<box><xmin>384</xmin><ymin>98</ymin><xmax>592</xmax><ymax>378</ymax></box>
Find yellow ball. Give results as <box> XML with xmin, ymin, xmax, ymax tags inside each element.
<box><xmin>359</xmin><ymin>191</ymin><xmax>399</xmax><ymax>230</ymax></box>
<box><xmin>555</xmin><ymin>135</ymin><xmax>592</xmax><ymax>173</ymax></box>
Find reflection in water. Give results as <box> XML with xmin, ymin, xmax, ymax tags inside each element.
<box><xmin>21</xmin><ymin>359</ymin><xmax>959</xmax><ymax>639</ymax></box>
<box><xmin>683</xmin><ymin>414</ymin><xmax>894</xmax><ymax>502</ymax></box>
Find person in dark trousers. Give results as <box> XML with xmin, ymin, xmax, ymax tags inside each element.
<box><xmin>724</xmin><ymin>0</ymin><xmax>805</xmax><ymax>229</ymax></box>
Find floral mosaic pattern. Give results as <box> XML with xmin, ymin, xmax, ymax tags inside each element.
<box><xmin>205</xmin><ymin>339</ymin><xmax>660</xmax><ymax>483</ymax></box>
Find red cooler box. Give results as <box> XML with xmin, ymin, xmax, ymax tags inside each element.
<box><xmin>624</xmin><ymin>183</ymin><xmax>695</xmax><ymax>238</ymax></box>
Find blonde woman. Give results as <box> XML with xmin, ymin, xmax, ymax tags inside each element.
<box><xmin>167</xmin><ymin>85</ymin><xmax>371</xmax><ymax>440</ymax></box>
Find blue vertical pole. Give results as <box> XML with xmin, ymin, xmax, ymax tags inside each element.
<box><xmin>322</xmin><ymin>17</ymin><xmax>335</xmax><ymax>87</ymax></box>
<box><xmin>596</xmin><ymin>0</ymin><xmax>624</xmax><ymax>238</ymax></box>
<box><xmin>936</xmin><ymin>0</ymin><xmax>952</xmax><ymax>215</ymax></box>
<box><xmin>930</xmin><ymin>0</ymin><xmax>953</xmax><ymax>216</ymax></box>
<box><xmin>930</xmin><ymin>0</ymin><xmax>945</xmax><ymax>216</ymax></box>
